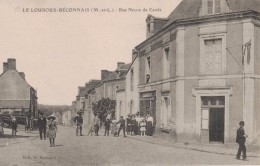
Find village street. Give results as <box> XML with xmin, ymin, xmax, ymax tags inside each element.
<box><xmin>0</xmin><ymin>125</ymin><xmax>259</xmax><ymax>166</ymax></box>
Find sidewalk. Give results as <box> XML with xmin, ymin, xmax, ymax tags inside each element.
<box><xmin>126</xmin><ymin>133</ymin><xmax>260</xmax><ymax>158</ymax></box>
<box><xmin>0</xmin><ymin>126</ymin><xmax>38</xmax><ymax>148</ymax></box>
<box><xmin>61</xmin><ymin>125</ymin><xmax>260</xmax><ymax>158</ymax></box>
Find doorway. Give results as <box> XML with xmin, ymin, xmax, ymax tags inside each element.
<box><xmin>201</xmin><ymin>96</ymin><xmax>225</xmax><ymax>143</ymax></box>
<box><xmin>209</xmin><ymin>108</ymin><xmax>224</xmax><ymax>143</ymax></box>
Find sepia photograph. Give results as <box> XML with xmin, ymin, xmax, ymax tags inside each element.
<box><xmin>0</xmin><ymin>0</ymin><xmax>260</xmax><ymax>165</ymax></box>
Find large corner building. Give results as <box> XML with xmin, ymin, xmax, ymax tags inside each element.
<box><xmin>134</xmin><ymin>0</ymin><xmax>260</xmax><ymax>147</ymax></box>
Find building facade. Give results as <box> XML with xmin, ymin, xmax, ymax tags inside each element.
<box><xmin>124</xmin><ymin>50</ymin><xmax>140</xmax><ymax>117</ymax></box>
<box><xmin>81</xmin><ymin>62</ymin><xmax>130</xmax><ymax>123</ymax></box>
<box><xmin>0</xmin><ymin>58</ymin><xmax>38</xmax><ymax>120</ymax></box>
<box><xmin>135</xmin><ymin>0</ymin><xmax>260</xmax><ymax>147</ymax></box>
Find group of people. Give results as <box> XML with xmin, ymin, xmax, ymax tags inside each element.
<box><xmin>126</xmin><ymin>112</ymin><xmax>154</xmax><ymax>136</ymax></box>
<box><xmin>37</xmin><ymin>113</ymin><xmax>58</xmax><ymax>147</ymax></box>
<box><xmin>83</xmin><ymin>111</ymin><xmax>154</xmax><ymax>138</ymax></box>
<box><xmin>6</xmin><ymin>110</ymin><xmax>250</xmax><ymax>160</ymax></box>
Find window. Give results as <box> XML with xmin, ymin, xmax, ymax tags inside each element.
<box><xmin>88</xmin><ymin>96</ymin><xmax>91</xmax><ymax>108</ymax></box>
<box><xmin>163</xmin><ymin>47</ymin><xmax>170</xmax><ymax>79</ymax></box>
<box><xmin>80</xmin><ymin>99</ymin><xmax>85</xmax><ymax>109</ymax></box>
<box><xmin>119</xmin><ymin>101</ymin><xmax>122</xmax><ymax>117</ymax></box>
<box><xmin>130</xmin><ymin>68</ymin><xmax>134</xmax><ymax>91</ymax></box>
<box><xmin>204</xmin><ymin>39</ymin><xmax>222</xmax><ymax>75</ymax></box>
<box><xmin>130</xmin><ymin>100</ymin><xmax>133</xmax><ymax>114</ymax></box>
<box><xmin>201</xmin><ymin>96</ymin><xmax>225</xmax><ymax>107</ymax></box>
<box><xmin>207</xmin><ymin>0</ymin><xmax>220</xmax><ymax>14</ymax></box>
<box><xmin>147</xmin><ymin>23</ymin><xmax>151</xmax><ymax>33</ymax></box>
<box><xmin>146</xmin><ymin>56</ymin><xmax>151</xmax><ymax>83</ymax></box>
<box><xmin>113</xmin><ymin>85</ymin><xmax>119</xmax><ymax>100</ymax></box>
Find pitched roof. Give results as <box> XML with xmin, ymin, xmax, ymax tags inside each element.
<box><xmin>103</xmin><ymin>63</ymin><xmax>131</xmax><ymax>82</ymax></box>
<box><xmin>0</xmin><ymin>100</ymin><xmax>30</xmax><ymax>109</ymax></box>
<box><xmin>165</xmin><ymin>0</ymin><xmax>202</xmax><ymax>27</ymax></box>
<box><xmin>227</xmin><ymin>0</ymin><xmax>260</xmax><ymax>12</ymax></box>
<box><xmin>78</xmin><ymin>89</ymin><xmax>88</xmax><ymax>97</ymax></box>
<box><xmin>165</xmin><ymin>0</ymin><xmax>260</xmax><ymax>28</ymax></box>
<box><xmin>117</xmin><ymin>63</ymin><xmax>131</xmax><ymax>71</ymax></box>
<box><xmin>0</xmin><ymin>69</ymin><xmax>32</xmax><ymax>100</ymax></box>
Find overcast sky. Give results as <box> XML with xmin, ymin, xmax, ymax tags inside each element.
<box><xmin>0</xmin><ymin>0</ymin><xmax>181</xmax><ymax>105</ymax></box>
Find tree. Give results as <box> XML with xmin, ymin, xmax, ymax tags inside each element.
<box><xmin>92</xmin><ymin>98</ymin><xmax>116</xmax><ymax>122</ymax></box>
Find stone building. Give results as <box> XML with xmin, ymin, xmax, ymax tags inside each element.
<box><xmin>83</xmin><ymin>62</ymin><xmax>130</xmax><ymax>122</ymax></box>
<box><xmin>134</xmin><ymin>0</ymin><xmax>260</xmax><ymax>147</ymax></box>
<box><xmin>0</xmin><ymin>58</ymin><xmax>38</xmax><ymax>119</ymax></box>
<box><xmin>124</xmin><ymin>50</ymin><xmax>140</xmax><ymax>117</ymax></box>
<box><xmin>75</xmin><ymin>80</ymin><xmax>101</xmax><ymax>126</ymax></box>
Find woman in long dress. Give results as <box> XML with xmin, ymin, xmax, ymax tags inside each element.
<box><xmin>146</xmin><ymin>115</ymin><xmax>153</xmax><ymax>136</ymax></box>
<box><xmin>47</xmin><ymin>115</ymin><xmax>57</xmax><ymax>147</ymax></box>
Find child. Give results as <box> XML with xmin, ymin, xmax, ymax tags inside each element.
<box><xmin>10</xmin><ymin>116</ymin><xmax>17</xmax><ymax>136</ymax></box>
<box><xmin>140</xmin><ymin>119</ymin><xmax>146</xmax><ymax>136</ymax></box>
<box><xmin>111</xmin><ymin>120</ymin><xmax>118</xmax><ymax>137</ymax></box>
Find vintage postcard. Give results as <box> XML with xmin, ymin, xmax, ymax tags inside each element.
<box><xmin>0</xmin><ymin>0</ymin><xmax>259</xmax><ymax>165</ymax></box>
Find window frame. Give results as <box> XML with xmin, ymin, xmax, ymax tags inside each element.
<box><xmin>200</xmin><ymin>33</ymin><xmax>226</xmax><ymax>75</ymax></box>
<box><xmin>207</xmin><ymin>0</ymin><xmax>221</xmax><ymax>15</ymax></box>
<box><xmin>145</xmin><ymin>55</ymin><xmax>151</xmax><ymax>83</ymax></box>
<box><xmin>130</xmin><ymin>68</ymin><xmax>134</xmax><ymax>91</ymax></box>
<box><xmin>163</xmin><ymin>47</ymin><xmax>170</xmax><ymax>79</ymax></box>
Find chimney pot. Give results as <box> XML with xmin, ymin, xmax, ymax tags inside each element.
<box><xmin>101</xmin><ymin>70</ymin><xmax>109</xmax><ymax>80</ymax></box>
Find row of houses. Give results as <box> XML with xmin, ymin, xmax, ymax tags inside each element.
<box><xmin>71</xmin><ymin>0</ymin><xmax>260</xmax><ymax>148</ymax></box>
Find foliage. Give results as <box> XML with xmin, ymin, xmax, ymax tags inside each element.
<box><xmin>92</xmin><ymin>98</ymin><xmax>116</xmax><ymax>121</ymax></box>
<box><xmin>38</xmin><ymin>104</ymin><xmax>71</xmax><ymax>117</ymax></box>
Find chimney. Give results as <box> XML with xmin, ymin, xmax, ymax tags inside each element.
<box><xmin>19</xmin><ymin>72</ymin><xmax>25</xmax><ymax>79</ymax></box>
<box><xmin>78</xmin><ymin>86</ymin><xmax>84</xmax><ymax>95</ymax></box>
<box><xmin>132</xmin><ymin>49</ymin><xmax>138</xmax><ymax>62</ymax></box>
<box><xmin>85</xmin><ymin>82</ymin><xmax>90</xmax><ymax>88</ymax></box>
<box><xmin>7</xmin><ymin>58</ymin><xmax>16</xmax><ymax>70</ymax></box>
<box><xmin>3</xmin><ymin>62</ymin><xmax>8</xmax><ymax>72</ymax></box>
<box><xmin>117</xmin><ymin>62</ymin><xmax>125</xmax><ymax>68</ymax></box>
<box><xmin>101</xmin><ymin>70</ymin><xmax>109</xmax><ymax>80</ymax></box>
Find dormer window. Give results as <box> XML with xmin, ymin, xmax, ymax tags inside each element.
<box><xmin>207</xmin><ymin>0</ymin><xmax>220</xmax><ymax>14</ymax></box>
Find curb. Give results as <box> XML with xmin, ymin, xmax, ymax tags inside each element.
<box><xmin>127</xmin><ymin>136</ymin><xmax>260</xmax><ymax>158</ymax></box>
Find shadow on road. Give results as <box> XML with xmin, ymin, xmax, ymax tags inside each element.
<box><xmin>54</xmin><ymin>144</ymin><xmax>62</xmax><ymax>147</ymax></box>
<box><xmin>0</xmin><ymin>134</ymin><xmax>32</xmax><ymax>139</ymax></box>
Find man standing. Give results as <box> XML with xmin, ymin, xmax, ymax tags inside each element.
<box><xmin>117</xmin><ymin>116</ymin><xmax>126</xmax><ymax>137</ymax></box>
<box><xmin>38</xmin><ymin>113</ymin><xmax>47</xmax><ymax>140</ymax></box>
<box><xmin>104</xmin><ymin>118</ymin><xmax>110</xmax><ymax>136</ymax></box>
<box><xmin>236</xmin><ymin>121</ymin><xmax>248</xmax><ymax>160</ymax></box>
<box><xmin>74</xmin><ymin>112</ymin><xmax>83</xmax><ymax>136</ymax></box>
<box><xmin>93</xmin><ymin>113</ymin><xmax>100</xmax><ymax>136</ymax></box>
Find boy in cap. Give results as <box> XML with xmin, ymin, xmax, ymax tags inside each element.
<box><xmin>116</xmin><ymin>116</ymin><xmax>126</xmax><ymax>137</ymax></box>
<box><xmin>236</xmin><ymin>121</ymin><xmax>248</xmax><ymax>160</ymax></box>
